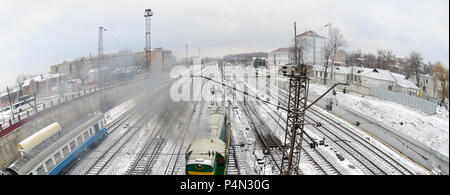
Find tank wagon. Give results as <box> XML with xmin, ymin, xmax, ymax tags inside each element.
<box><xmin>185</xmin><ymin>105</ymin><xmax>231</xmax><ymax>175</ymax></box>
<box><xmin>6</xmin><ymin>112</ymin><xmax>107</xmax><ymax>175</ymax></box>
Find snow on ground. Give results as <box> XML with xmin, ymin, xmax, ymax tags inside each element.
<box><xmin>105</xmin><ymin>97</ymin><xmax>136</xmax><ymax>125</ymax></box>
<box><xmin>309</xmin><ymin>83</ymin><xmax>449</xmax><ymax>158</ymax></box>
<box><xmin>309</xmin><ymin>103</ymin><xmax>429</xmax><ymax>174</ymax></box>
<box><xmin>229</xmin><ymin>66</ymin><xmax>431</xmax><ymax>174</ymax></box>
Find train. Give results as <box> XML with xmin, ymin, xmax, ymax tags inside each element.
<box><xmin>5</xmin><ymin>112</ymin><xmax>107</xmax><ymax>175</ymax></box>
<box><xmin>185</xmin><ymin>105</ymin><xmax>231</xmax><ymax>175</ymax></box>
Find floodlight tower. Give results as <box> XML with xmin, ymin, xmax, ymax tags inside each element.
<box><xmin>145</xmin><ymin>9</ymin><xmax>153</xmax><ymax>75</ymax></box>
<box><xmin>97</xmin><ymin>26</ymin><xmax>107</xmax><ymax>112</ymax></box>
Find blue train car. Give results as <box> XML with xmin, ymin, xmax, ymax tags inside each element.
<box><xmin>6</xmin><ymin>112</ymin><xmax>107</xmax><ymax>175</ymax></box>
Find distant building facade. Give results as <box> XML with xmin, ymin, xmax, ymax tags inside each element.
<box><xmin>21</xmin><ymin>73</ymin><xmax>66</xmax><ymax>97</ymax></box>
<box><xmin>51</xmin><ymin>50</ymin><xmax>147</xmax><ymax>84</ymax></box>
<box><xmin>268</xmin><ymin>47</ymin><xmax>294</xmax><ymax>66</ymax></box>
<box><xmin>149</xmin><ymin>48</ymin><xmax>173</xmax><ymax>70</ymax></box>
<box><xmin>296</xmin><ymin>30</ymin><xmax>327</xmax><ymax>66</ymax></box>
<box><xmin>410</xmin><ymin>74</ymin><xmax>438</xmax><ymax>99</ymax></box>
<box><xmin>311</xmin><ymin>65</ymin><xmax>420</xmax><ymax>95</ymax></box>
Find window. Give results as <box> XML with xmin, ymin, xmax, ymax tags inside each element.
<box><xmin>70</xmin><ymin>140</ymin><xmax>77</xmax><ymax>151</ymax></box>
<box><xmin>54</xmin><ymin>152</ymin><xmax>62</xmax><ymax>164</ymax></box>
<box><xmin>77</xmin><ymin>135</ymin><xmax>83</xmax><ymax>145</ymax></box>
<box><xmin>83</xmin><ymin>131</ymin><xmax>89</xmax><ymax>140</ymax></box>
<box><xmin>185</xmin><ymin>151</ymin><xmax>192</xmax><ymax>161</ymax></box>
<box><xmin>62</xmin><ymin>146</ymin><xmax>70</xmax><ymax>157</ymax></box>
<box><xmin>36</xmin><ymin>165</ymin><xmax>45</xmax><ymax>175</ymax></box>
<box><xmin>45</xmin><ymin>158</ymin><xmax>54</xmax><ymax>170</ymax></box>
<box><xmin>90</xmin><ymin>128</ymin><xmax>94</xmax><ymax>136</ymax></box>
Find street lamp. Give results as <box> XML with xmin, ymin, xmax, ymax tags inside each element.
<box><xmin>311</xmin><ymin>23</ymin><xmax>330</xmax><ymax>66</ymax></box>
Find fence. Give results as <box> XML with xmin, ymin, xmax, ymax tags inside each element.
<box><xmin>370</xmin><ymin>87</ymin><xmax>437</xmax><ymax>114</ymax></box>
<box><xmin>0</xmin><ymin>73</ymin><xmax>147</xmax><ymax>135</ymax></box>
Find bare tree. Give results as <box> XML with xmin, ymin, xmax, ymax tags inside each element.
<box><xmin>16</xmin><ymin>73</ymin><xmax>28</xmax><ymax>97</ymax></box>
<box><xmin>323</xmin><ymin>27</ymin><xmax>347</xmax><ymax>84</ymax></box>
<box><xmin>407</xmin><ymin>51</ymin><xmax>423</xmax><ymax>86</ymax></box>
<box><xmin>294</xmin><ymin>36</ymin><xmax>308</xmax><ymax>66</ymax></box>
<box><xmin>345</xmin><ymin>50</ymin><xmax>363</xmax><ymax>67</ymax></box>
<box><xmin>431</xmin><ymin>62</ymin><xmax>449</xmax><ymax>103</ymax></box>
<box><xmin>376</xmin><ymin>49</ymin><xmax>396</xmax><ymax>70</ymax></box>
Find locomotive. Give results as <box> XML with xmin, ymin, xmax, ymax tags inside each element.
<box><xmin>185</xmin><ymin>105</ymin><xmax>231</xmax><ymax>175</ymax></box>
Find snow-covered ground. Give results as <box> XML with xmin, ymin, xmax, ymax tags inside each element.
<box><xmin>105</xmin><ymin>97</ymin><xmax>136</xmax><ymax>125</ymax></box>
<box><xmin>66</xmin><ymin>64</ymin><xmax>439</xmax><ymax>175</ymax></box>
<box><xmin>308</xmin><ymin>83</ymin><xmax>449</xmax><ymax>158</ymax></box>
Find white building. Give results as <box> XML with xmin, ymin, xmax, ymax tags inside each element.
<box><xmin>410</xmin><ymin>74</ymin><xmax>438</xmax><ymax>99</ymax></box>
<box><xmin>268</xmin><ymin>47</ymin><xmax>294</xmax><ymax>66</ymax></box>
<box><xmin>192</xmin><ymin>57</ymin><xmax>202</xmax><ymax>65</ymax></box>
<box><xmin>311</xmin><ymin>65</ymin><xmax>420</xmax><ymax>95</ymax></box>
<box><xmin>296</xmin><ymin>30</ymin><xmax>327</xmax><ymax>66</ymax></box>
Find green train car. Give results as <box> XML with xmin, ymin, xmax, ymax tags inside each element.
<box><xmin>185</xmin><ymin>106</ymin><xmax>231</xmax><ymax>175</ymax></box>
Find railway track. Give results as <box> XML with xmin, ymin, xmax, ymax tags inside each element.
<box><xmin>275</xmin><ymin>84</ymin><xmax>414</xmax><ymax>175</ymax></box>
<box><xmin>85</xmin><ymin>109</ymin><xmax>154</xmax><ymax>175</ymax></box>
<box><xmin>84</xmin><ymin>91</ymin><xmax>169</xmax><ymax>175</ymax></box>
<box><xmin>230</xmin><ymin>70</ymin><xmax>341</xmax><ymax>175</ymax></box>
<box><xmin>127</xmin><ymin>130</ymin><xmax>168</xmax><ymax>175</ymax></box>
<box><xmin>126</xmin><ymin>102</ymin><xmax>191</xmax><ymax>175</ymax></box>
<box><xmin>273</xmin><ymin>87</ymin><xmax>386</xmax><ymax>174</ymax></box>
<box><xmin>239</xmin><ymin>101</ymin><xmax>282</xmax><ymax>149</ymax></box>
<box><xmin>226</xmin><ymin>80</ymin><xmax>284</xmax><ymax>174</ymax></box>
<box><xmin>307</xmin><ymin>107</ymin><xmax>414</xmax><ymax>175</ymax></box>
<box><xmin>253</xmin><ymin>95</ymin><xmax>341</xmax><ymax>175</ymax></box>
<box><xmin>163</xmin><ymin>110</ymin><xmax>195</xmax><ymax>175</ymax></box>
<box><xmin>106</xmin><ymin>106</ymin><xmax>139</xmax><ymax>135</ymax></box>
<box><xmin>226</xmin><ymin>143</ymin><xmax>241</xmax><ymax>175</ymax></box>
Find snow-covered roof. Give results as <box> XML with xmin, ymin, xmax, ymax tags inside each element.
<box><xmin>21</xmin><ymin>73</ymin><xmax>65</xmax><ymax>88</ymax></box>
<box><xmin>312</xmin><ymin>65</ymin><xmax>419</xmax><ymax>89</ymax></box>
<box><xmin>0</xmin><ymin>87</ymin><xmax>20</xmax><ymax>97</ymax></box>
<box><xmin>358</xmin><ymin>68</ymin><xmax>396</xmax><ymax>82</ymax></box>
<box><xmin>270</xmin><ymin>47</ymin><xmax>294</xmax><ymax>53</ymax></box>
<box><xmin>391</xmin><ymin>72</ymin><xmax>419</xmax><ymax>90</ymax></box>
<box><xmin>312</xmin><ymin>65</ymin><xmax>350</xmax><ymax>75</ymax></box>
<box><xmin>296</xmin><ymin>30</ymin><xmax>326</xmax><ymax>38</ymax></box>
<box><xmin>33</xmin><ymin>73</ymin><xmax>65</xmax><ymax>82</ymax></box>
<box><xmin>22</xmin><ymin>79</ymin><xmax>33</xmax><ymax>87</ymax></box>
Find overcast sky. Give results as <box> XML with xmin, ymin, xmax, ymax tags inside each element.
<box><xmin>0</xmin><ymin>0</ymin><xmax>448</xmax><ymax>90</ymax></box>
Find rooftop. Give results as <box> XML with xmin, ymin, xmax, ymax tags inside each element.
<box><xmin>296</xmin><ymin>30</ymin><xmax>326</xmax><ymax>38</ymax></box>
<box><xmin>312</xmin><ymin>65</ymin><xmax>419</xmax><ymax>89</ymax></box>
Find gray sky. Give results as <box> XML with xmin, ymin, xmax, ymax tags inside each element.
<box><xmin>0</xmin><ymin>0</ymin><xmax>448</xmax><ymax>90</ymax></box>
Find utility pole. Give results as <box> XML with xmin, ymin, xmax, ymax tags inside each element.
<box><xmin>7</xmin><ymin>86</ymin><xmax>14</xmax><ymax>119</ymax></box>
<box><xmin>185</xmin><ymin>44</ymin><xmax>189</xmax><ymax>67</ymax></box>
<box><xmin>145</xmin><ymin>9</ymin><xmax>153</xmax><ymax>77</ymax></box>
<box><xmin>98</xmin><ymin>26</ymin><xmax>107</xmax><ymax>112</ymax></box>
<box><xmin>281</xmin><ymin>21</ymin><xmax>309</xmax><ymax>175</ymax></box>
<box><xmin>326</xmin><ymin>23</ymin><xmax>335</xmax><ymax>82</ymax></box>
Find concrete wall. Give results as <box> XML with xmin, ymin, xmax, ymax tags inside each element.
<box><xmin>0</xmin><ymin>80</ymin><xmax>146</xmax><ymax>171</ymax></box>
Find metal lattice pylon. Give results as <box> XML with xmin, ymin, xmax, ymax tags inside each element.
<box><xmin>281</xmin><ymin>65</ymin><xmax>309</xmax><ymax>175</ymax></box>
<box><xmin>145</xmin><ymin>9</ymin><xmax>153</xmax><ymax>75</ymax></box>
